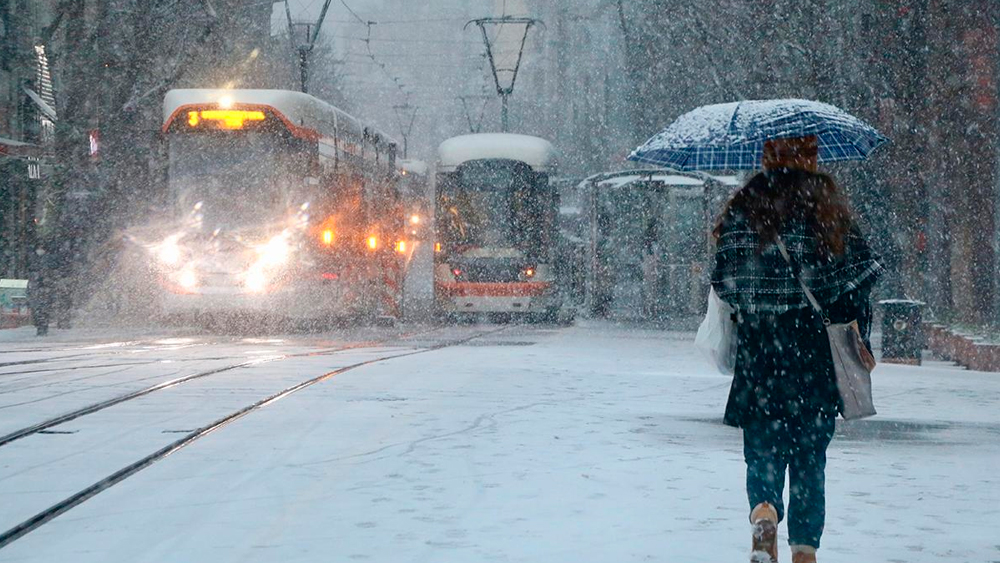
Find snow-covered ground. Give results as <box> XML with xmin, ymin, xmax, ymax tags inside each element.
<box><xmin>1</xmin><ymin>322</ymin><xmax>998</xmax><ymax>562</ymax></box>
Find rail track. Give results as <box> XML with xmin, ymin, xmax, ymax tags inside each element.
<box><xmin>0</xmin><ymin>326</ymin><xmax>452</xmax><ymax>447</ymax></box>
<box><xmin>0</xmin><ymin>325</ymin><xmax>505</xmax><ymax>549</ymax></box>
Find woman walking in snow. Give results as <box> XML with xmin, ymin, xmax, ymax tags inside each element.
<box><xmin>710</xmin><ymin>136</ymin><xmax>883</xmax><ymax>563</ymax></box>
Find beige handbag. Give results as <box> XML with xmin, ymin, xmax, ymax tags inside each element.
<box><xmin>777</xmin><ymin>239</ymin><xmax>877</xmax><ymax>420</ymax></box>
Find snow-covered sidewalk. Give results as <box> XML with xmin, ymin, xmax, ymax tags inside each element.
<box><xmin>1</xmin><ymin>323</ymin><xmax>998</xmax><ymax>562</ymax></box>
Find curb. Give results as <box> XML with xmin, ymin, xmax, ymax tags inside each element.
<box><xmin>924</xmin><ymin>323</ymin><xmax>1000</xmax><ymax>372</ymax></box>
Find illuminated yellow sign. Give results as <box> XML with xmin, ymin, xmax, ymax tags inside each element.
<box><xmin>186</xmin><ymin>110</ymin><xmax>266</xmax><ymax>130</ymax></box>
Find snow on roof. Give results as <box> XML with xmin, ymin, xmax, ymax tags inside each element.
<box><xmin>438</xmin><ymin>133</ymin><xmax>556</xmax><ymax>172</ymax></box>
<box><xmin>162</xmin><ymin>89</ymin><xmax>395</xmax><ymax>144</ymax></box>
<box><xmin>0</xmin><ymin>278</ymin><xmax>28</xmax><ymax>292</ymax></box>
<box><xmin>596</xmin><ymin>173</ymin><xmax>705</xmax><ymax>189</ymax></box>
<box><xmin>23</xmin><ymin>86</ymin><xmax>57</xmax><ymax>121</ymax></box>
<box><xmin>579</xmin><ymin>169</ymin><xmax>743</xmax><ymax>191</ymax></box>
<box><xmin>708</xmin><ymin>174</ymin><xmax>741</xmax><ymax>186</ymax></box>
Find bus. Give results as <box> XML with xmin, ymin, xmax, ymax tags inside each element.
<box><xmin>434</xmin><ymin>133</ymin><xmax>560</xmax><ymax>320</ymax></box>
<box><xmin>149</xmin><ymin>88</ymin><xmax>407</xmax><ymax>323</ymax></box>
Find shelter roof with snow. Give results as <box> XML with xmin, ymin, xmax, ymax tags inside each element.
<box><xmin>578</xmin><ymin>169</ymin><xmax>738</xmax><ymax>191</ymax></box>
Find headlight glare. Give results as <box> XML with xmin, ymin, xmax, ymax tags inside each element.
<box><xmin>245</xmin><ymin>269</ymin><xmax>267</xmax><ymax>293</ymax></box>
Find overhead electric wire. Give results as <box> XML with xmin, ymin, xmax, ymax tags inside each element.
<box><xmin>337</xmin><ymin>0</ymin><xmax>410</xmax><ymax>102</ymax></box>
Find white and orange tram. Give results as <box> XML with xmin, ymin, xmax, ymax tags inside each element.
<box><xmin>150</xmin><ymin>88</ymin><xmax>408</xmax><ymax>323</ymax></box>
<box><xmin>434</xmin><ymin>133</ymin><xmax>561</xmax><ymax>320</ymax></box>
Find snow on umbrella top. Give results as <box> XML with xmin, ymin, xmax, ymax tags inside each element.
<box><xmin>628</xmin><ymin>99</ymin><xmax>889</xmax><ymax>171</ymax></box>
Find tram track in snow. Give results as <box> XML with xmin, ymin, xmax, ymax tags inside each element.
<box><xmin>0</xmin><ymin>325</ymin><xmax>453</xmax><ymax>449</ymax></box>
<box><xmin>0</xmin><ymin>339</ymin><xmax>154</xmax><ymax>356</ymax></box>
<box><xmin>0</xmin><ymin>355</ymin><xmax>274</xmax><ymax>392</ymax></box>
<box><xmin>0</xmin><ymin>325</ymin><xmax>506</xmax><ymax>549</ymax></box>
<box><xmin>0</xmin><ymin>339</ymin><xmax>212</xmax><ymax>371</ymax></box>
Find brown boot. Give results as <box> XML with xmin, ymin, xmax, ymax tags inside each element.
<box><xmin>791</xmin><ymin>545</ymin><xmax>817</xmax><ymax>563</ymax></box>
<box><xmin>750</xmin><ymin>502</ymin><xmax>779</xmax><ymax>562</ymax></box>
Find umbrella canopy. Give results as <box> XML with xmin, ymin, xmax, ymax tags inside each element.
<box><xmin>628</xmin><ymin>99</ymin><xmax>889</xmax><ymax>171</ymax></box>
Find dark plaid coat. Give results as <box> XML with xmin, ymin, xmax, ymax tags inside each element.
<box><xmin>711</xmin><ymin>214</ymin><xmax>883</xmax><ymax>315</ymax></box>
<box><xmin>711</xmin><ymin>214</ymin><xmax>884</xmax><ymax>427</ymax></box>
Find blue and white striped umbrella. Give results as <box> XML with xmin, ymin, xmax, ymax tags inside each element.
<box><xmin>628</xmin><ymin>99</ymin><xmax>889</xmax><ymax>171</ymax></box>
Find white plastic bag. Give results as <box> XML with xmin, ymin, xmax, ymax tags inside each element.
<box><xmin>694</xmin><ymin>287</ymin><xmax>737</xmax><ymax>375</ymax></box>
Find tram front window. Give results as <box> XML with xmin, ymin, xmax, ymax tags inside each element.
<box><xmin>438</xmin><ymin>159</ymin><xmax>547</xmax><ymax>255</ymax></box>
<box><xmin>168</xmin><ymin>132</ymin><xmax>306</xmax><ymax>228</ymax></box>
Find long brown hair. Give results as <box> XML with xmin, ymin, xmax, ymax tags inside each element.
<box><xmin>713</xmin><ymin>170</ymin><xmax>854</xmax><ymax>257</ymax></box>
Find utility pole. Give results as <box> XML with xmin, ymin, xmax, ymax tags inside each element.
<box><xmin>284</xmin><ymin>0</ymin><xmax>334</xmax><ymax>93</ymax></box>
<box><xmin>466</xmin><ymin>16</ymin><xmax>544</xmax><ymax>132</ymax></box>
<box><xmin>456</xmin><ymin>94</ymin><xmax>491</xmax><ymax>134</ymax></box>
<box><xmin>392</xmin><ymin>102</ymin><xmax>417</xmax><ymax>159</ymax></box>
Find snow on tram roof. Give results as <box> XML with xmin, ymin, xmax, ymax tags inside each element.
<box><xmin>437</xmin><ymin>133</ymin><xmax>556</xmax><ymax>172</ymax></box>
<box><xmin>162</xmin><ymin>89</ymin><xmax>395</xmax><ymax>142</ymax></box>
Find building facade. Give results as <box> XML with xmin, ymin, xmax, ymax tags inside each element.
<box><xmin>0</xmin><ymin>0</ymin><xmax>58</xmax><ymax>278</ymax></box>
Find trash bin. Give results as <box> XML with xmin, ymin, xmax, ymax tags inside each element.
<box><xmin>879</xmin><ymin>299</ymin><xmax>925</xmax><ymax>365</ymax></box>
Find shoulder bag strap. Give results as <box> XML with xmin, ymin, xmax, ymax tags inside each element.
<box><xmin>775</xmin><ymin>237</ymin><xmax>831</xmax><ymax>325</ymax></box>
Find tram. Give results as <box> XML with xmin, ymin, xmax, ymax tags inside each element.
<box><xmin>434</xmin><ymin>133</ymin><xmax>560</xmax><ymax>319</ymax></box>
<box><xmin>148</xmin><ymin>88</ymin><xmax>406</xmax><ymax>322</ymax></box>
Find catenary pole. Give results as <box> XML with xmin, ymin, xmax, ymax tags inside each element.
<box><xmin>465</xmin><ymin>16</ymin><xmax>543</xmax><ymax>132</ymax></box>
<box><xmin>285</xmin><ymin>0</ymin><xmax>334</xmax><ymax>93</ymax></box>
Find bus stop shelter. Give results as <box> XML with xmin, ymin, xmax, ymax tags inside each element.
<box><xmin>577</xmin><ymin>170</ymin><xmax>738</xmax><ymax>321</ymax></box>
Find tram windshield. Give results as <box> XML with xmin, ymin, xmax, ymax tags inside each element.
<box><xmin>437</xmin><ymin>159</ymin><xmax>551</xmax><ymax>256</ymax></box>
<box><xmin>167</xmin><ymin>131</ymin><xmax>308</xmax><ymax>228</ymax></box>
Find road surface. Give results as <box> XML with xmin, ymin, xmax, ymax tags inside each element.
<box><xmin>1</xmin><ymin>322</ymin><xmax>998</xmax><ymax>562</ymax></box>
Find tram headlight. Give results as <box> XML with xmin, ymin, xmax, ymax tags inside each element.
<box><xmin>178</xmin><ymin>270</ymin><xmax>198</xmax><ymax>291</ymax></box>
<box><xmin>159</xmin><ymin>244</ymin><xmax>181</xmax><ymax>266</ymax></box>
<box><xmin>245</xmin><ymin>269</ymin><xmax>267</xmax><ymax>293</ymax></box>
<box><xmin>257</xmin><ymin>233</ymin><xmax>290</xmax><ymax>266</ymax></box>
<box><xmin>155</xmin><ymin>234</ymin><xmax>183</xmax><ymax>266</ymax></box>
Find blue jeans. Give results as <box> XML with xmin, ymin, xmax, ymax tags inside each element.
<box><xmin>743</xmin><ymin>413</ymin><xmax>837</xmax><ymax>548</ymax></box>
